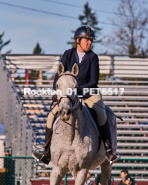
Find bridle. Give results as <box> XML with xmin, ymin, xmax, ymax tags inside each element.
<box><xmin>51</xmin><ymin>73</ymin><xmax>80</xmax><ymax>113</ymax></box>
<box><xmin>57</xmin><ymin>95</ymin><xmax>80</xmax><ymax>113</ymax></box>
<box><xmin>56</xmin><ymin>72</ymin><xmax>78</xmax><ymax>81</ymax></box>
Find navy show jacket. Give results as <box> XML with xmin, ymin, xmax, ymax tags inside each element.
<box><xmin>53</xmin><ymin>47</ymin><xmax>99</xmax><ymax>90</ymax></box>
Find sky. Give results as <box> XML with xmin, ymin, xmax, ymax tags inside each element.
<box><xmin>0</xmin><ymin>0</ymin><xmax>148</xmax><ymax>55</ymax></box>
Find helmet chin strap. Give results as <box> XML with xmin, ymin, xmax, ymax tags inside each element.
<box><xmin>77</xmin><ymin>38</ymin><xmax>86</xmax><ymax>53</ymax></box>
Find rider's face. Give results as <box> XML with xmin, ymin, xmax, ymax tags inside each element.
<box><xmin>77</xmin><ymin>38</ymin><xmax>93</xmax><ymax>53</ymax></box>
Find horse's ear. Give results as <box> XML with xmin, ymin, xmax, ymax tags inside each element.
<box><xmin>58</xmin><ymin>62</ymin><xmax>64</xmax><ymax>75</ymax></box>
<box><xmin>71</xmin><ymin>63</ymin><xmax>79</xmax><ymax>76</ymax></box>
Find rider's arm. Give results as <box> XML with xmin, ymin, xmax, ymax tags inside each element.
<box><xmin>81</xmin><ymin>55</ymin><xmax>99</xmax><ymax>88</ymax></box>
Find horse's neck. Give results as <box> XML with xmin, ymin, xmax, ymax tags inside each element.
<box><xmin>60</xmin><ymin>109</ymin><xmax>83</xmax><ymax>138</ymax></box>
<box><xmin>73</xmin><ymin>108</ymin><xmax>83</xmax><ymax>127</ymax></box>
<box><xmin>71</xmin><ymin>108</ymin><xmax>86</xmax><ymax>136</ymax></box>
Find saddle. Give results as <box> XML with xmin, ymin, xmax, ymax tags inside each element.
<box><xmin>86</xmin><ymin>106</ymin><xmax>100</xmax><ymax>131</ymax></box>
<box><xmin>85</xmin><ymin>104</ymin><xmax>102</xmax><ymax>152</ymax></box>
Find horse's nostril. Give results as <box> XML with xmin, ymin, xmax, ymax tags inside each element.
<box><xmin>61</xmin><ymin>111</ymin><xmax>65</xmax><ymax>116</ymax></box>
<box><xmin>67</xmin><ymin>109</ymin><xmax>71</xmax><ymax>115</ymax></box>
<box><xmin>59</xmin><ymin>109</ymin><xmax>64</xmax><ymax>116</ymax></box>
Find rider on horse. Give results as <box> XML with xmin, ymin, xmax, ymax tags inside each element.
<box><xmin>32</xmin><ymin>26</ymin><xmax>119</xmax><ymax>164</ymax></box>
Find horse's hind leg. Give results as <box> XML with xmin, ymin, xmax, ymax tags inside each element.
<box><xmin>99</xmin><ymin>160</ymin><xmax>111</xmax><ymax>185</ymax></box>
<box><xmin>50</xmin><ymin>166</ymin><xmax>67</xmax><ymax>185</ymax></box>
<box><xmin>74</xmin><ymin>168</ymin><xmax>88</xmax><ymax>185</ymax></box>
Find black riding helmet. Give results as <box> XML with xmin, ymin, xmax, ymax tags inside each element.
<box><xmin>74</xmin><ymin>26</ymin><xmax>95</xmax><ymax>40</ymax></box>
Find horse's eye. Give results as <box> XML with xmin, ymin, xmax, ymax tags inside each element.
<box><xmin>56</xmin><ymin>84</ymin><xmax>58</xmax><ymax>89</ymax></box>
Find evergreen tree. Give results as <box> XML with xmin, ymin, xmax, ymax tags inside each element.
<box><xmin>33</xmin><ymin>43</ymin><xmax>42</xmax><ymax>54</ymax></box>
<box><xmin>67</xmin><ymin>2</ymin><xmax>101</xmax><ymax>48</ymax></box>
<box><xmin>29</xmin><ymin>43</ymin><xmax>46</xmax><ymax>84</ymax></box>
<box><xmin>79</xmin><ymin>2</ymin><xmax>101</xmax><ymax>44</ymax></box>
<box><xmin>0</xmin><ymin>32</ymin><xmax>11</xmax><ymax>53</ymax></box>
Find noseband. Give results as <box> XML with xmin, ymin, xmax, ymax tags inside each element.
<box><xmin>57</xmin><ymin>95</ymin><xmax>79</xmax><ymax>113</ymax></box>
<box><xmin>57</xmin><ymin>95</ymin><xmax>75</xmax><ymax>106</ymax></box>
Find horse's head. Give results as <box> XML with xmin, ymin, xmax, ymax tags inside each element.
<box><xmin>55</xmin><ymin>62</ymin><xmax>79</xmax><ymax>121</ymax></box>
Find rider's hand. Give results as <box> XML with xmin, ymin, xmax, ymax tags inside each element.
<box><xmin>52</xmin><ymin>94</ymin><xmax>57</xmax><ymax>102</ymax></box>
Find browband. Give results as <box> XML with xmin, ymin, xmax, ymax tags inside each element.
<box><xmin>56</xmin><ymin>73</ymin><xmax>78</xmax><ymax>82</ymax></box>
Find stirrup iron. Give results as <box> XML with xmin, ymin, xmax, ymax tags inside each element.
<box><xmin>106</xmin><ymin>149</ymin><xmax>121</xmax><ymax>164</ymax></box>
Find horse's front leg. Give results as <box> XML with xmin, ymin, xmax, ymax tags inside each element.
<box><xmin>75</xmin><ymin>168</ymin><xmax>88</xmax><ymax>185</ymax></box>
<box><xmin>99</xmin><ymin>159</ymin><xmax>111</xmax><ymax>185</ymax></box>
<box><xmin>50</xmin><ymin>166</ymin><xmax>67</xmax><ymax>185</ymax></box>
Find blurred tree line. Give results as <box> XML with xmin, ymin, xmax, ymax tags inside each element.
<box><xmin>1</xmin><ymin>0</ymin><xmax>148</xmax><ymax>58</ymax></box>
<box><xmin>68</xmin><ymin>0</ymin><xmax>148</xmax><ymax>57</ymax></box>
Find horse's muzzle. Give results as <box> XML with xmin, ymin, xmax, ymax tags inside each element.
<box><xmin>59</xmin><ymin>108</ymin><xmax>71</xmax><ymax>121</ymax></box>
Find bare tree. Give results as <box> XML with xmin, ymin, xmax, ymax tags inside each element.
<box><xmin>102</xmin><ymin>0</ymin><xmax>148</xmax><ymax>56</ymax></box>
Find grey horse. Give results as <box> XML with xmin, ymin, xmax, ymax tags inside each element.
<box><xmin>50</xmin><ymin>63</ymin><xmax>117</xmax><ymax>185</ymax></box>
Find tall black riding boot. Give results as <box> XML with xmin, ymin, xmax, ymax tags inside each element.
<box><xmin>100</xmin><ymin>119</ymin><xmax>120</xmax><ymax>164</ymax></box>
<box><xmin>32</xmin><ymin>127</ymin><xmax>52</xmax><ymax>165</ymax></box>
